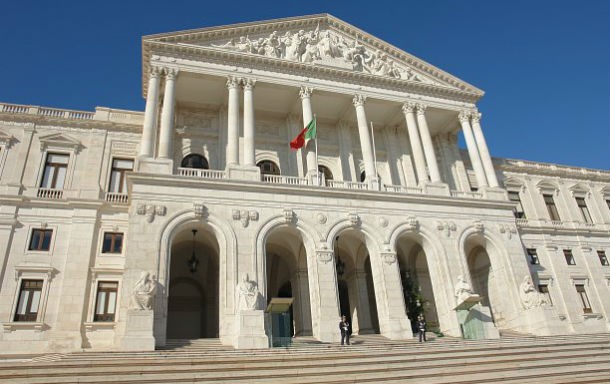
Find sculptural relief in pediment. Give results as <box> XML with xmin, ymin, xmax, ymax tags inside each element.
<box><xmin>206</xmin><ymin>25</ymin><xmax>438</xmax><ymax>84</ymax></box>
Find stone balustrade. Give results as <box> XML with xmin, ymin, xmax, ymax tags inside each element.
<box><xmin>0</xmin><ymin>102</ymin><xmax>143</xmax><ymax>125</ymax></box>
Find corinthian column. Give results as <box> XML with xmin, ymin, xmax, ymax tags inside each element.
<box><xmin>459</xmin><ymin>111</ymin><xmax>488</xmax><ymax>188</ymax></box>
<box><xmin>401</xmin><ymin>103</ymin><xmax>428</xmax><ymax>185</ymax></box>
<box><xmin>243</xmin><ymin>78</ymin><xmax>256</xmax><ymax>166</ymax></box>
<box><xmin>139</xmin><ymin>67</ymin><xmax>160</xmax><ymax>158</ymax></box>
<box><xmin>416</xmin><ymin>104</ymin><xmax>441</xmax><ymax>183</ymax></box>
<box><xmin>158</xmin><ymin>68</ymin><xmax>178</xmax><ymax>159</ymax></box>
<box><xmin>470</xmin><ymin>112</ymin><xmax>499</xmax><ymax>187</ymax></box>
<box><xmin>299</xmin><ymin>86</ymin><xmax>317</xmax><ymax>181</ymax></box>
<box><xmin>353</xmin><ymin>95</ymin><xmax>377</xmax><ymax>186</ymax></box>
<box><xmin>226</xmin><ymin>76</ymin><xmax>240</xmax><ymax>166</ymax></box>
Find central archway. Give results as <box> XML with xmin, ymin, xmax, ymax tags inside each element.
<box><xmin>166</xmin><ymin>224</ymin><xmax>219</xmax><ymax>339</ymax></box>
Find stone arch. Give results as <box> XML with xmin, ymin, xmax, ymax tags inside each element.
<box><xmin>255</xmin><ymin>151</ymin><xmax>281</xmax><ymax>175</ymax></box>
<box><xmin>388</xmin><ymin>223</ymin><xmax>455</xmax><ymax>335</ymax></box>
<box><xmin>156</xmin><ymin>209</ymin><xmax>237</xmax><ymax>344</ymax></box>
<box><xmin>458</xmin><ymin>226</ymin><xmax>520</xmax><ymax>328</ymax></box>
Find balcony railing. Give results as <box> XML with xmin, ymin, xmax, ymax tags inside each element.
<box><xmin>37</xmin><ymin>188</ymin><xmax>63</xmax><ymax>199</ymax></box>
<box><xmin>326</xmin><ymin>180</ymin><xmax>369</xmax><ymax>190</ymax></box>
<box><xmin>385</xmin><ymin>184</ymin><xmax>424</xmax><ymax>194</ymax></box>
<box><xmin>177</xmin><ymin>167</ymin><xmax>226</xmax><ymax>179</ymax></box>
<box><xmin>262</xmin><ymin>174</ymin><xmax>308</xmax><ymax>185</ymax></box>
<box><xmin>450</xmin><ymin>190</ymin><xmax>483</xmax><ymax>199</ymax></box>
<box><xmin>105</xmin><ymin>192</ymin><xmax>129</xmax><ymax>205</ymax></box>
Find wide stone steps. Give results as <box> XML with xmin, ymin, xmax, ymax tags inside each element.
<box><xmin>0</xmin><ymin>333</ymin><xmax>608</xmax><ymax>383</ymax></box>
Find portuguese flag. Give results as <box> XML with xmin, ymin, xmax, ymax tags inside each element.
<box><xmin>290</xmin><ymin>118</ymin><xmax>316</xmax><ymax>150</ymax></box>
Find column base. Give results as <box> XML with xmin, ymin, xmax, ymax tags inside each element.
<box><xmin>136</xmin><ymin>157</ymin><xmax>174</xmax><ymax>175</ymax></box>
<box><xmin>226</xmin><ymin>164</ymin><xmax>261</xmax><ymax>182</ymax></box>
<box><xmin>120</xmin><ymin>310</ymin><xmax>156</xmax><ymax>351</ymax></box>
<box><xmin>236</xmin><ymin>310</ymin><xmax>269</xmax><ymax>349</ymax></box>
<box><xmin>381</xmin><ymin>317</ymin><xmax>413</xmax><ymax>340</ymax></box>
<box><xmin>423</xmin><ymin>181</ymin><xmax>450</xmax><ymax>196</ymax></box>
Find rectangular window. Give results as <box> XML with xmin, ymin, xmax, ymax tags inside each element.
<box><xmin>526</xmin><ymin>248</ymin><xmax>539</xmax><ymax>265</ymax></box>
<box><xmin>598</xmin><ymin>251</ymin><xmax>609</xmax><ymax>266</ymax></box>
<box><xmin>543</xmin><ymin>194</ymin><xmax>561</xmax><ymax>221</ymax></box>
<box><xmin>102</xmin><ymin>232</ymin><xmax>123</xmax><ymax>254</ymax></box>
<box><xmin>575</xmin><ymin>197</ymin><xmax>593</xmax><ymax>224</ymax></box>
<box><xmin>40</xmin><ymin>153</ymin><xmax>69</xmax><ymax>189</ymax></box>
<box><xmin>508</xmin><ymin>191</ymin><xmax>526</xmax><ymax>219</ymax></box>
<box><xmin>108</xmin><ymin>158</ymin><xmax>134</xmax><ymax>193</ymax></box>
<box><xmin>14</xmin><ymin>279</ymin><xmax>43</xmax><ymax>322</ymax></box>
<box><xmin>94</xmin><ymin>281</ymin><xmax>118</xmax><ymax>322</ymax></box>
<box><xmin>28</xmin><ymin>229</ymin><xmax>53</xmax><ymax>251</ymax></box>
<box><xmin>538</xmin><ymin>284</ymin><xmax>552</xmax><ymax>305</ymax></box>
<box><xmin>563</xmin><ymin>249</ymin><xmax>576</xmax><ymax>265</ymax></box>
<box><xmin>575</xmin><ymin>284</ymin><xmax>592</xmax><ymax>314</ymax></box>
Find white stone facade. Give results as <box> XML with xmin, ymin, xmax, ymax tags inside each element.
<box><xmin>0</xmin><ymin>14</ymin><xmax>608</xmax><ymax>353</ymax></box>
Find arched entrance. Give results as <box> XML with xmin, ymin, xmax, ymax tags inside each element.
<box><xmin>396</xmin><ymin>237</ymin><xmax>440</xmax><ymax>333</ymax></box>
<box><xmin>265</xmin><ymin>226</ymin><xmax>312</xmax><ymax>336</ymax></box>
<box><xmin>166</xmin><ymin>224</ymin><xmax>219</xmax><ymax>339</ymax></box>
<box><xmin>466</xmin><ymin>245</ymin><xmax>497</xmax><ymax>323</ymax></box>
<box><xmin>334</xmin><ymin>232</ymin><xmax>380</xmax><ymax>335</ymax></box>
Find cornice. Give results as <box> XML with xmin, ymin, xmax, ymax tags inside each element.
<box><xmin>145</xmin><ymin>41</ymin><xmax>481</xmax><ymax>104</ymax></box>
<box><xmin>499</xmin><ymin>158</ymin><xmax>610</xmax><ymax>183</ymax></box>
<box><xmin>0</xmin><ymin>113</ymin><xmax>142</xmax><ymax>134</ymax></box>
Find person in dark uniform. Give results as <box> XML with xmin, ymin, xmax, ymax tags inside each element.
<box><xmin>339</xmin><ymin>315</ymin><xmax>350</xmax><ymax>345</ymax></box>
<box><xmin>417</xmin><ymin>314</ymin><xmax>427</xmax><ymax>342</ymax></box>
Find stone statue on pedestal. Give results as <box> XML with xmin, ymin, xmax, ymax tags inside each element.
<box><xmin>130</xmin><ymin>271</ymin><xmax>157</xmax><ymax>310</ymax></box>
<box><xmin>520</xmin><ymin>275</ymin><xmax>549</xmax><ymax>310</ymax></box>
<box><xmin>237</xmin><ymin>273</ymin><xmax>263</xmax><ymax>311</ymax></box>
<box><xmin>454</xmin><ymin>275</ymin><xmax>475</xmax><ymax>305</ymax></box>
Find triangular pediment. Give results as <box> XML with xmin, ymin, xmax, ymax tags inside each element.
<box><xmin>38</xmin><ymin>133</ymin><xmax>83</xmax><ymax>152</ymax></box>
<box><xmin>143</xmin><ymin>14</ymin><xmax>483</xmax><ymax>96</ymax></box>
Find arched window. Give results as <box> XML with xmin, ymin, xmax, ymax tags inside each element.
<box><xmin>257</xmin><ymin>160</ymin><xmax>280</xmax><ymax>176</ymax></box>
<box><xmin>319</xmin><ymin>165</ymin><xmax>333</xmax><ymax>185</ymax></box>
<box><xmin>181</xmin><ymin>154</ymin><xmax>209</xmax><ymax>169</ymax></box>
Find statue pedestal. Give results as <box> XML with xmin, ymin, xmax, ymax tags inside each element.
<box><xmin>236</xmin><ymin>310</ymin><xmax>269</xmax><ymax>349</ymax></box>
<box><xmin>121</xmin><ymin>309</ymin><xmax>155</xmax><ymax>351</ymax></box>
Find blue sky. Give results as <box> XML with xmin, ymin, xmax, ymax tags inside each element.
<box><xmin>1</xmin><ymin>0</ymin><xmax>608</xmax><ymax>169</ymax></box>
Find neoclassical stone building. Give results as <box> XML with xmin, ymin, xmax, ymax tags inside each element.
<box><xmin>0</xmin><ymin>14</ymin><xmax>609</xmax><ymax>353</ymax></box>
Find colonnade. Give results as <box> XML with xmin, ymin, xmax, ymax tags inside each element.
<box><xmin>137</xmin><ymin>66</ymin><xmax>499</xmax><ymax>191</ymax></box>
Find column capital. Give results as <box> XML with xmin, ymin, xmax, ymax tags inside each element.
<box><xmin>164</xmin><ymin>67</ymin><xmax>179</xmax><ymax>80</ymax></box>
<box><xmin>416</xmin><ymin>103</ymin><xmax>427</xmax><ymax>115</ymax></box>
<box><xmin>401</xmin><ymin>102</ymin><xmax>416</xmax><ymax>114</ymax></box>
<box><xmin>471</xmin><ymin>111</ymin><xmax>482</xmax><ymax>123</ymax></box>
<box><xmin>352</xmin><ymin>94</ymin><xmax>367</xmax><ymax>107</ymax></box>
<box><xmin>226</xmin><ymin>76</ymin><xmax>240</xmax><ymax>89</ymax></box>
<box><xmin>299</xmin><ymin>86</ymin><xmax>313</xmax><ymax>99</ymax></box>
<box><xmin>149</xmin><ymin>66</ymin><xmax>162</xmax><ymax>78</ymax></box>
<box><xmin>458</xmin><ymin>110</ymin><xmax>471</xmax><ymax>123</ymax></box>
<box><xmin>242</xmin><ymin>77</ymin><xmax>256</xmax><ymax>90</ymax></box>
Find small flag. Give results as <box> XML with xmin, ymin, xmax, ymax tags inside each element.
<box><xmin>290</xmin><ymin>118</ymin><xmax>316</xmax><ymax>150</ymax></box>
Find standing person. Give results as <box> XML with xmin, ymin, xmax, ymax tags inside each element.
<box><xmin>417</xmin><ymin>315</ymin><xmax>427</xmax><ymax>342</ymax></box>
<box><xmin>339</xmin><ymin>315</ymin><xmax>350</xmax><ymax>345</ymax></box>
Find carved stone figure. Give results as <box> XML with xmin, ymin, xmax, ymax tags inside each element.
<box><xmin>520</xmin><ymin>275</ymin><xmax>549</xmax><ymax>310</ymax></box>
<box><xmin>237</xmin><ymin>274</ymin><xmax>263</xmax><ymax>310</ymax></box>
<box><xmin>131</xmin><ymin>271</ymin><xmax>157</xmax><ymax>310</ymax></box>
<box><xmin>454</xmin><ymin>275</ymin><xmax>475</xmax><ymax>305</ymax></box>
<box><xmin>208</xmin><ymin>27</ymin><xmax>425</xmax><ymax>82</ymax></box>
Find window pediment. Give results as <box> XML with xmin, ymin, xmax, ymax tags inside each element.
<box><xmin>536</xmin><ymin>180</ymin><xmax>559</xmax><ymax>195</ymax></box>
<box><xmin>569</xmin><ymin>183</ymin><xmax>590</xmax><ymax>198</ymax></box>
<box><xmin>38</xmin><ymin>133</ymin><xmax>83</xmax><ymax>153</ymax></box>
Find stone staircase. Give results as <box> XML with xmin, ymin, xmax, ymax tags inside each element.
<box><xmin>0</xmin><ymin>333</ymin><xmax>608</xmax><ymax>383</ymax></box>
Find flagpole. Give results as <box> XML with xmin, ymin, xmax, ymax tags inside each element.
<box><xmin>370</xmin><ymin>121</ymin><xmax>378</xmax><ymax>183</ymax></box>
<box><xmin>314</xmin><ymin>114</ymin><xmax>319</xmax><ymax>186</ymax></box>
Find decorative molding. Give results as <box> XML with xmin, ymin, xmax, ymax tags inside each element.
<box><xmin>242</xmin><ymin>77</ymin><xmax>256</xmax><ymax>89</ymax></box>
<box><xmin>14</xmin><ymin>265</ymin><xmax>57</xmax><ymax>282</ymax></box>
<box><xmin>416</xmin><ymin>104</ymin><xmax>427</xmax><ymax>115</ymax></box>
<box><xmin>316</xmin><ymin>212</ymin><xmax>327</xmax><ymax>224</ymax></box>
<box><xmin>458</xmin><ymin>110</ymin><xmax>471</xmax><ymax>123</ymax></box>
<box><xmin>348</xmin><ymin>212</ymin><xmax>361</xmax><ymax>227</ymax></box>
<box><xmin>283</xmin><ymin>209</ymin><xmax>295</xmax><ymax>224</ymax></box>
<box><xmin>193</xmin><ymin>203</ymin><xmax>208</xmax><ymax>219</ymax></box>
<box><xmin>380</xmin><ymin>251</ymin><xmax>397</xmax><ymax>265</ymax></box>
<box><xmin>316</xmin><ymin>249</ymin><xmax>333</xmax><ymax>264</ymax></box>
<box><xmin>136</xmin><ymin>204</ymin><xmax>166</xmax><ymax>223</ymax></box>
<box><xmin>473</xmin><ymin>220</ymin><xmax>485</xmax><ymax>233</ymax></box>
<box><xmin>0</xmin><ymin>130</ymin><xmax>16</xmax><ymax>148</ymax></box>
<box><xmin>38</xmin><ymin>132</ymin><xmax>83</xmax><ymax>153</ymax></box>
<box><xmin>378</xmin><ymin>217</ymin><xmax>388</xmax><ymax>228</ymax></box>
<box><xmin>401</xmin><ymin>102</ymin><xmax>416</xmax><ymax>114</ymax></box>
<box><xmin>226</xmin><ymin>76</ymin><xmax>240</xmax><ymax>89</ymax></box>
<box><xmin>437</xmin><ymin>221</ymin><xmax>456</xmax><ymax>237</ymax></box>
<box><xmin>232</xmin><ymin>209</ymin><xmax>259</xmax><ymax>227</ymax></box>
<box><xmin>405</xmin><ymin>216</ymin><xmax>419</xmax><ymax>231</ymax></box>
